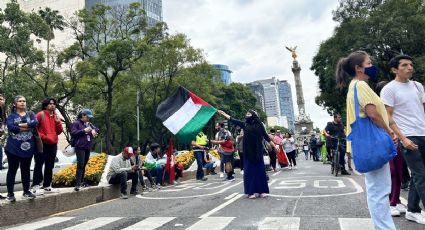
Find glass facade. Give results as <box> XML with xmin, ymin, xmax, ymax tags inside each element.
<box><xmin>85</xmin><ymin>0</ymin><xmax>162</xmax><ymax>27</ymax></box>
<box><xmin>213</xmin><ymin>64</ymin><xmax>232</xmax><ymax>85</ymax></box>
<box><xmin>278</xmin><ymin>80</ymin><xmax>295</xmax><ymax>132</ymax></box>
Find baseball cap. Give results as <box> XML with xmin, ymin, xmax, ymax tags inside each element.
<box><xmin>123</xmin><ymin>147</ymin><xmax>134</xmax><ymax>156</ymax></box>
<box><xmin>81</xmin><ymin>109</ymin><xmax>94</xmax><ymax>118</ymax></box>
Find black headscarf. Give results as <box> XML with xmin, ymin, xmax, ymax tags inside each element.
<box><xmin>243</xmin><ymin>109</ymin><xmax>270</xmax><ymax>162</ymax></box>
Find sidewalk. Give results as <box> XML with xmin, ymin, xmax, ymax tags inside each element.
<box><xmin>0</xmin><ymin>169</ymin><xmax>201</xmax><ymax>227</ymax></box>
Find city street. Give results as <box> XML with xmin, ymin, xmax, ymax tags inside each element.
<box><xmin>3</xmin><ymin>157</ymin><xmax>421</xmax><ymax>230</ymax></box>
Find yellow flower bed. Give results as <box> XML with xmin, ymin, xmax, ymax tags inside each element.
<box><xmin>209</xmin><ymin>149</ymin><xmax>220</xmax><ymax>159</ymax></box>
<box><xmin>175</xmin><ymin>151</ymin><xmax>195</xmax><ymax>170</ymax></box>
<box><xmin>52</xmin><ymin>153</ymin><xmax>108</xmax><ymax>187</ymax></box>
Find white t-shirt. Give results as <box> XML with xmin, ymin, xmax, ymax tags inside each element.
<box><xmin>380</xmin><ymin>80</ymin><xmax>425</xmax><ymax>137</ymax></box>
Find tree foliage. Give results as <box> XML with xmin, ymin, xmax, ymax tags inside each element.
<box><xmin>311</xmin><ymin>0</ymin><xmax>425</xmax><ymax>115</ymax></box>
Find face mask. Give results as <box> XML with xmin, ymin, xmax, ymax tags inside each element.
<box><xmin>245</xmin><ymin>116</ymin><xmax>253</xmax><ymax>123</ymax></box>
<box><xmin>364</xmin><ymin>65</ymin><xmax>378</xmax><ymax>81</ymax></box>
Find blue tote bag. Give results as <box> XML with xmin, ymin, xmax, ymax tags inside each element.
<box><xmin>347</xmin><ymin>82</ymin><xmax>397</xmax><ymax>173</ymax></box>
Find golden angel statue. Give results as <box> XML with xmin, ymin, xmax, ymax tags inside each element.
<box><xmin>285</xmin><ymin>46</ymin><xmax>298</xmax><ymax>60</ymax></box>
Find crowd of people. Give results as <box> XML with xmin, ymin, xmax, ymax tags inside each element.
<box><xmin>1</xmin><ymin>52</ymin><xmax>424</xmax><ymax>230</ymax></box>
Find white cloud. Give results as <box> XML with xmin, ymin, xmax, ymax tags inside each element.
<box><xmin>164</xmin><ymin>0</ymin><xmax>339</xmax><ymax>129</ymax></box>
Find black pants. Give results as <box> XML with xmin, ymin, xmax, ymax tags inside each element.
<box><xmin>0</xmin><ymin>145</ymin><xmax>3</xmax><ymax>170</ymax></box>
<box><xmin>108</xmin><ymin>171</ymin><xmax>138</xmax><ymax>194</ymax></box>
<box><xmin>6</xmin><ymin>152</ymin><xmax>32</xmax><ymax>196</ymax></box>
<box><xmin>140</xmin><ymin>169</ymin><xmax>155</xmax><ymax>187</ymax></box>
<box><xmin>239</xmin><ymin>152</ymin><xmax>244</xmax><ymax>170</ymax></box>
<box><xmin>287</xmin><ymin>150</ymin><xmax>297</xmax><ymax>166</ymax></box>
<box><xmin>403</xmin><ymin>136</ymin><xmax>425</xmax><ymax>213</ymax></box>
<box><xmin>75</xmin><ymin>148</ymin><xmax>90</xmax><ymax>187</ymax></box>
<box><xmin>32</xmin><ymin>143</ymin><xmax>57</xmax><ymax>188</ymax></box>
<box><xmin>269</xmin><ymin>149</ymin><xmax>277</xmax><ymax>169</ymax></box>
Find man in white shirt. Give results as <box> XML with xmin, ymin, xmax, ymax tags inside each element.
<box><xmin>381</xmin><ymin>55</ymin><xmax>425</xmax><ymax>224</ymax></box>
<box><xmin>107</xmin><ymin>147</ymin><xmax>139</xmax><ymax>199</ymax></box>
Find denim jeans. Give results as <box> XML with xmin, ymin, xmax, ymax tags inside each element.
<box><xmin>194</xmin><ymin>150</ymin><xmax>205</xmax><ymax>180</ymax></box>
<box><xmin>75</xmin><ymin>148</ymin><xmax>90</xmax><ymax>187</ymax></box>
<box><xmin>403</xmin><ymin>136</ymin><xmax>425</xmax><ymax>213</ymax></box>
<box><xmin>364</xmin><ymin>163</ymin><xmax>395</xmax><ymax>230</ymax></box>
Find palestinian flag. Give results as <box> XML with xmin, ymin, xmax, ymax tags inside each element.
<box><xmin>156</xmin><ymin>86</ymin><xmax>217</xmax><ymax>143</ymax></box>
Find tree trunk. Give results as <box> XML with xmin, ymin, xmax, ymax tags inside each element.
<box><xmin>105</xmin><ymin>83</ymin><xmax>113</xmax><ymax>154</ymax></box>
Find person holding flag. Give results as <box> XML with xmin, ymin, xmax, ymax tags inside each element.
<box><xmin>217</xmin><ymin>109</ymin><xmax>275</xmax><ymax>199</ymax></box>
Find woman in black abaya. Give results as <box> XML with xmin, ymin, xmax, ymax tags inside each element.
<box><xmin>217</xmin><ymin>109</ymin><xmax>275</xmax><ymax>199</ymax></box>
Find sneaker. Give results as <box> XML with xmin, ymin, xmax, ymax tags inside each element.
<box><xmin>396</xmin><ymin>204</ymin><xmax>407</xmax><ymax>214</ymax></box>
<box><xmin>390</xmin><ymin>206</ymin><xmax>401</xmax><ymax>216</ymax></box>
<box><xmin>43</xmin><ymin>186</ymin><xmax>59</xmax><ymax>193</ymax></box>
<box><xmin>293</xmin><ymin>166</ymin><xmax>297</xmax><ymax>169</ymax></box>
<box><xmin>240</xmin><ymin>170</ymin><xmax>244</xmax><ymax>175</ymax></box>
<box><xmin>219</xmin><ymin>172</ymin><xmax>224</xmax><ymax>178</ymax></box>
<box><xmin>199</xmin><ymin>177</ymin><xmax>208</xmax><ymax>181</ymax></box>
<box><xmin>406</xmin><ymin>211</ymin><xmax>425</xmax><ymax>224</ymax></box>
<box><xmin>74</xmin><ymin>186</ymin><xmax>80</xmax><ymax>192</ymax></box>
<box><xmin>227</xmin><ymin>176</ymin><xmax>235</xmax><ymax>182</ymax></box>
<box><xmin>23</xmin><ymin>191</ymin><xmax>36</xmax><ymax>200</ymax></box>
<box><xmin>0</xmin><ymin>194</ymin><xmax>5</xmax><ymax>200</ymax></box>
<box><xmin>32</xmin><ymin>185</ymin><xmax>44</xmax><ymax>196</ymax></box>
<box><xmin>120</xmin><ymin>193</ymin><xmax>128</xmax><ymax>199</ymax></box>
<box><xmin>6</xmin><ymin>194</ymin><xmax>16</xmax><ymax>202</ymax></box>
<box><xmin>156</xmin><ymin>184</ymin><xmax>161</xmax><ymax>189</ymax></box>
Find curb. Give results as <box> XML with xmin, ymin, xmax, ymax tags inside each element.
<box><xmin>0</xmin><ymin>170</ymin><xmax>200</xmax><ymax>227</ymax></box>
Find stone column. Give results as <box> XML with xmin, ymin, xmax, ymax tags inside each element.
<box><xmin>291</xmin><ymin>60</ymin><xmax>305</xmax><ymax>114</ymax></box>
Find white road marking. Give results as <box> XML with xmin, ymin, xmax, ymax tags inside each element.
<box><xmin>269</xmin><ymin>177</ymin><xmax>364</xmax><ymax>198</ymax></box>
<box><xmin>259</xmin><ymin>217</ymin><xmax>300</xmax><ymax>230</ymax></box>
<box><xmin>122</xmin><ymin>217</ymin><xmax>175</xmax><ymax>230</ymax></box>
<box><xmin>6</xmin><ymin>217</ymin><xmax>75</xmax><ymax>230</ymax></box>
<box><xmin>224</xmin><ymin>192</ymin><xmax>238</xmax><ymax>200</ymax></box>
<box><xmin>313</xmin><ymin>179</ymin><xmax>346</xmax><ymax>188</ymax></box>
<box><xmin>275</xmin><ymin>180</ymin><xmax>307</xmax><ymax>189</ymax></box>
<box><xmin>194</xmin><ymin>182</ymin><xmax>232</xmax><ymax>190</ymax></box>
<box><xmin>199</xmin><ymin>194</ymin><xmax>244</xmax><ymax>218</ymax></box>
<box><xmin>137</xmin><ymin>181</ymin><xmax>243</xmax><ymax>200</ymax></box>
<box><xmin>291</xmin><ymin>192</ymin><xmax>303</xmax><ymax>217</ymax></box>
<box><xmin>400</xmin><ymin>197</ymin><xmax>425</xmax><ymax>215</ymax></box>
<box><xmin>338</xmin><ymin>218</ymin><xmax>374</xmax><ymax>230</ymax></box>
<box><xmin>272</xmin><ymin>171</ymin><xmax>282</xmax><ymax>177</ymax></box>
<box><xmin>62</xmin><ymin>217</ymin><xmax>122</xmax><ymax>230</ymax></box>
<box><xmin>186</xmin><ymin>217</ymin><xmax>235</xmax><ymax>230</ymax></box>
<box><xmin>268</xmin><ymin>179</ymin><xmax>278</xmax><ymax>186</ymax></box>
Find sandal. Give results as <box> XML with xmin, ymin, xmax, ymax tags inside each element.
<box><xmin>248</xmin><ymin>194</ymin><xmax>256</xmax><ymax>199</ymax></box>
<box><xmin>260</xmin><ymin>193</ymin><xmax>268</xmax><ymax>198</ymax></box>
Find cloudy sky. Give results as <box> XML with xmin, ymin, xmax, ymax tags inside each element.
<box><xmin>163</xmin><ymin>0</ymin><xmax>339</xmax><ymax>129</ymax></box>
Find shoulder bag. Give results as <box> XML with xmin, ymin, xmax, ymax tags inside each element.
<box><xmin>347</xmin><ymin>82</ymin><xmax>397</xmax><ymax>173</ymax></box>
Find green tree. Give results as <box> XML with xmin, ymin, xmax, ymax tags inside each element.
<box><xmin>64</xmin><ymin>3</ymin><xmax>161</xmax><ymax>153</ymax></box>
<box><xmin>311</xmin><ymin>0</ymin><xmax>425</xmax><ymax>114</ymax></box>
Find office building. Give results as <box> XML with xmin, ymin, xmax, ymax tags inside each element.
<box><xmin>213</xmin><ymin>64</ymin><xmax>232</xmax><ymax>85</ymax></box>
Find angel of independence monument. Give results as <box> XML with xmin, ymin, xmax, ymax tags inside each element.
<box><xmin>285</xmin><ymin>46</ymin><xmax>314</xmax><ymax>143</ymax></box>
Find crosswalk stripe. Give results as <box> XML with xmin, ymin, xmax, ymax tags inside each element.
<box><xmin>259</xmin><ymin>217</ymin><xmax>300</xmax><ymax>230</ymax></box>
<box><xmin>62</xmin><ymin>217</ymin><xmax>123</xmax><ymax>230</ymax></box>
<box><xmin>6</xmin><ymin>217</ymin><xmax>75</xmax><ymax>230</ymax></box>
<box><xmin>338</xmin><ymin>218</ymin><xmax>374</xmax><ymax>230</ymax></box>
<box><xmin>186</xmin><ymin>217</ymin><xmax>235</xmax><ymax>230</ymax></box>
<box><xmin>122</xmin><ymin>217</ymin><xmax>175</xmax><ymax>230</ymax></box>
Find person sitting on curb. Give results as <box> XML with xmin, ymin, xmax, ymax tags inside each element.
<box><xmin>145</xmin><ymin>143</ymin><xmax>165</xmax><ymax>188</ymax></box>
<box><xmin>107</xmin><ymin>147</ymin><xmax>139</xmax><ymax>199</ymax></box>
<box><xmin>204</xmin><ymin>151</ymin><xmax>217</xmax><ymax>175</ymax></box>
<box><xmin>131</xmin><ymin>146</ymin><xmax>156</xmax><ymax>192</ymax></box>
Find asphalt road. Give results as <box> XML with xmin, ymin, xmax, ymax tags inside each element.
<box><xmin>2</xmin><ymin>157</ymin><xmax>423</xmax><ymax>230</ymax></box>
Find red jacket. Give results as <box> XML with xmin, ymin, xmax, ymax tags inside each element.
<box><xmin>36</xmin><ymin>110</ymin><xmax>64</xmax><ymax>145</ymax></box>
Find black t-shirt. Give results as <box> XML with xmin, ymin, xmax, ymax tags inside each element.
<box><xmin>325</xmin><ymin>121</ymin><xmax>345</xmax><ymax>148</ymax></box>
